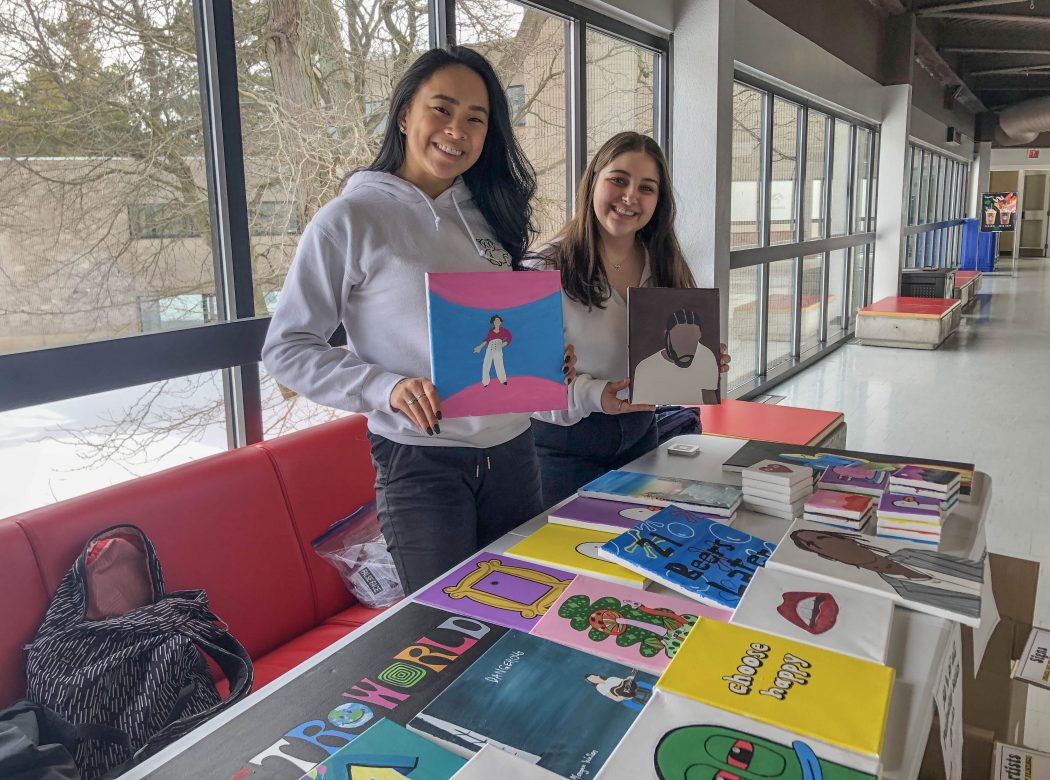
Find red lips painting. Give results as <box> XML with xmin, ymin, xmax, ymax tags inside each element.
<box><xmin>777</xmin><ymin>591</ymin><xmax>840</xmax><ymax>634</ymax></box>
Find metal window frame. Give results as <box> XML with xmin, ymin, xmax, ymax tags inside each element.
<box><xmin>0</xmin><ymin>0</ymin><xmax>670</xmax><ymax>420</ymax></box>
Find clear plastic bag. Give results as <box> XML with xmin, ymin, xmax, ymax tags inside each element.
<box><xmin>311</xmin><ymin>503</ymin><xmax>404</xmax><ymax>608</ymax></box>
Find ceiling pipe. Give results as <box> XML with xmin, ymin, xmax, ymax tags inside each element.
<box><xmin>925</xmin><ymin>12</ymin><xmax>1050</xmax><ymax>23</ymax></box>
<box><xmin>917</xmin><ymin>0</ymin><xmax>1028</xmax><ymax>15</ymax></box>
<box><xmin>996</xmin><ymin>95</ymin><xmax>1050</xmax><ymax>144</ymax></box>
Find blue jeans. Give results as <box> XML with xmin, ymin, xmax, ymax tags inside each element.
<box><xmin>368</xmin><ymin>428</ymin><xmax>543</xmax><ymax>593</ymax></box>
<box><xmin>531</xmin><ymin>412</ymin><xmax>660</xmax><ymax>508</ymax></box>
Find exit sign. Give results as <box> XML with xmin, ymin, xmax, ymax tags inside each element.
<box><xmin>1029</xmin><ymin>149</ymin><xmax>1040</xmax><ymax>158</ymax></box>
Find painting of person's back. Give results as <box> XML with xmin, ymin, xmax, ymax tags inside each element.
<box><xmin>628</xmin><ymin>287</ymin><xmax>721</xmax><ymax>405</ymax></box>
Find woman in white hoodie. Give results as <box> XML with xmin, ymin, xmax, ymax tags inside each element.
<box><xmin>262</xmin><ymin>47</ymin><xmax>574</xmax><ymax>592</ymax></box>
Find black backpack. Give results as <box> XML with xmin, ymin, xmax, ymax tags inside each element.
<box><xmin>24</xmin><ymin>525</ymin><xmax>253</xmax><ymax>779</ymax></box>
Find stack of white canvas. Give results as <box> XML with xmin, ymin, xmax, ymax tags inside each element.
<box><xmin>876</xmin><ymin>491</ymin><xmax>944</xmax><ymax>545</ymax></box>
<box><xmin>740</xmin><ymin>459</ymin><xmax>814</xmax><ymax>520</ymax></box>
<box><xmin>803</xmin><ymin>489</ymin><xmax>876</xmax><ymax>532</ymax></box>
<box><xmin>888</xmin><ymin>465</ymin><xmax>961</xmax><ymax>515</ymax></box>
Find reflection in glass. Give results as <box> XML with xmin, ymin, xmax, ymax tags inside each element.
<box><xmin>766</xmin><ymin>259</ymin><xmax>796</xmax><ymax>369</ymax></box>
<box><xmin>804</xmin><ymin>111</ymin><xmax>828</xmax><ymax>239</ymax></box>
<box><xmin>586</xmin><ymin>29</ymin><xmax>655</xmax><ymax>159</ymax></box>
<box><xmin>731</xmin><ymin>84</ymin><xmax>764</xmax><ymax>250</ymax></box>
<box><xmin>727</xmin><ymin>266</ymin><xmax>760</xmax><ymax>389</ymax></box>
<box><xmin>770</xmin><ymin>99</ymin><xmax>800</xmax><ymax>245</ymax></box>
<box><xmin>800</xmin><ymin>254</ymin><xmax>823</xmax><ymax>354</ymax></box>
<box><xmin>0</xmin><ymin>372</ymin><xmax>227</xmax><ymax>517</ymax></box>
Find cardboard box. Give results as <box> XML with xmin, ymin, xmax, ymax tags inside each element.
<box><xmin>921</xmin><ymin>552</ymin><xmax>1040</xmax><ymax>779</ymax></box>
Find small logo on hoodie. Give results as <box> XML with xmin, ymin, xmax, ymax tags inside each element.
<box><xmin>478</xmin><ymin>237</ymin><xmax>512</xmax><ymax>267</ymax></box>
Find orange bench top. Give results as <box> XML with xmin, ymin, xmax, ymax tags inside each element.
<box><xmin>954</xmin><ymin>271</ymin><xmax>981</xmax><ymax>288</ymax></box>
<box><xmin>858</xmin><ymin>296</ymin><xmax>961</xmax><ymax>319</ymax></box>
<box><xmin>699</xmin><ymin>399</ymin><xmax>844</xmax><ymax>446</ymax></box>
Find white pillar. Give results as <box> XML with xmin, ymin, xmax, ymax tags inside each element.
<box><xmin>671</xmin><ymin>0</ymin><xmax>735</xmax><ymax>337</ymax></box>
<box><xmin>969</xmin><ymin>141</ymin><xmax>991</xmax><ymax>218</ymax></box>
<box><xmin>872</xmin><ymin>84</ymin><xmax>912</xmax><ymax>301</ymax></box>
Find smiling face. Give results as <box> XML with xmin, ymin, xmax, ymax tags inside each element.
<box><xmin>397</xmin><ymin>64</ymin><xmax>489</xmax><ymax>197</ymax></box>
<box><xmin>591</xmin><ymin>150</ymin><xmax>660</xmax><ymax>243</ymax></box>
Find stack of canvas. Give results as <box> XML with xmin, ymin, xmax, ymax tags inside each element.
<box><xmin>888</xmin><ymin>465</ymin><xmax>961</xmax><ymax>514</ymax></box>
<box><xmin>578</xmin><ymin>470</ymin><xmax>742</xmax><ymax>519</ymax></box>
<box><xmin>875</xmin><ymin>492</ymin><xmax>944</xmax><ymax>545</ymax></box>
<box><xmin>803</xmin><ymin>489</ymin><xmax>875</xmax><ymax>531</ymax></box>
<box><xmin>816</xmin><ymin>464</ymin><xmax>889</xmax><ymax>498</ymax></box>
<box><xmin>740</xmin><ymin>459</ymin><xmax>813</xmax><ymax>520</ymax></box>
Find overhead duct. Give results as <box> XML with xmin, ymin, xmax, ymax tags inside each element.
<box><xmin>996</xmin><ymin>96</ymin><xmax>1050</xmax><ymax>145</ymax></box>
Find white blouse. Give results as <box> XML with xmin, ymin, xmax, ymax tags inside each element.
<box><xmin>526</xmin><ymin>250</ymin><xmax>653</xmax><ymax>427</ymax></box>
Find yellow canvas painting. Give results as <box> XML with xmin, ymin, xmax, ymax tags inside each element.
<box><xmin>505</xmin><ymin>524</ymin><xmax>648</xmax><ymax>589</ymax></box>
<box><xmin>657</xmin><ymin>618</ymin><xmax>894</xmax><ymax>757</ymax></box>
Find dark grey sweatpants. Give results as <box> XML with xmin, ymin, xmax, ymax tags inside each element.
<box><xmin>367</xmin><ymin>428</ymin><xmax>544</xmax><ymax>594</ymax></box>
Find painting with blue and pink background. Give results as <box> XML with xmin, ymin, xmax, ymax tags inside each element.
<box><xmin>427</xmin><ymin>271</ymin><xmax>567</xmax><ymax>418</ymax></box>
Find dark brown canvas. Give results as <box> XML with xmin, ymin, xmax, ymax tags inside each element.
<box><xmin>627</xmin><ymin>287</ymin><xmax>721</xmax><ymax>405</ymax></box>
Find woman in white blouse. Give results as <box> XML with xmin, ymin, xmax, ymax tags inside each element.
<box><xmin>528</xmin><ymin>132</ymin><xmax>729</xmax><ymax>506</ymax></box>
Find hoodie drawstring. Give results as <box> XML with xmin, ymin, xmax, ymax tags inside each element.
<box><xmin>452</xmin><ymin>190</ymin><xmax>486</xmax><ymax>259</ymax></box>
<box><xmin>408</xmin><ymin>183</ymin><xmax>442</xmax><ymax>232</ymax></box>
<box><xmin>407</xmin><ymin>185</ymin><xmax>486</xmax><ymax>260</ymax></box>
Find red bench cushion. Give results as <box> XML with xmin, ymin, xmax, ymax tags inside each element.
<box><xmin>255</xmin><ymin>415</ymin><xmax>377</xmax><ymax>625</ymax></box>
<box><xmin>0</xmin><ymin>522</ymin><xmax>50</xmax><ymax>705</ymax></box>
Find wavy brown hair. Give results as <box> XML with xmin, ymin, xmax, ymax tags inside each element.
<box><xmin>539</xmin><ymin>132</ymin><xmax>694</xmax><ymax>307</ymax></box>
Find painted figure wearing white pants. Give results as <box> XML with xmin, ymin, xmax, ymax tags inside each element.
<box><xmin>474</xmin><ymin>315</ymin><xmax>513</xmax><ymax>386</ymax></box>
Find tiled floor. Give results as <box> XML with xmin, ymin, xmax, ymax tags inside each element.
<box><xmin>768</xmin><ymin>257</ymin><xmax>1050</xmax><ymax>749</ymax></box>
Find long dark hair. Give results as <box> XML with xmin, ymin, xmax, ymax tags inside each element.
<box><xmin>542</xmin><ymin>132</ymin><xmax>694</xmax><ymax>307</ymax></box>
<box><xmin>366</xmin><ymin>47</ymin><xmax>537</xmax><ymax>265</ymax></box>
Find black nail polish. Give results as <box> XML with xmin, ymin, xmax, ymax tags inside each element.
<box><xmin>436</xmin><ymin>411</ymin><xmax>443</xmax><ymax>420</ymax></box>
<box><xmin>562</xmin><ymin>365</ymin><xmax>569</xmax><ymax>374</ymax></box>
<box><xmin>565</xmin><ymin>377</ymin><xmax>571</xmax><ymax>385</ymax></box>
<box><xmin>426</xmin><ymin>426</ymin><xmax>434</xmax><ymax>436</ymax></box>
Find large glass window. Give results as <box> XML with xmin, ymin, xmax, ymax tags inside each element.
<box><xmin>728</xmin><ymin>79</ymin><xmax>877</xmax><ymax>392</ymax></box>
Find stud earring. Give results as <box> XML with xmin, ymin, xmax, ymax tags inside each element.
<box><xmin>399</xmin><ymin>124</ymin><xmax>406</xmax><ymax>133</ymax></box>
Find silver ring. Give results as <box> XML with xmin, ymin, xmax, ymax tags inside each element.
<box><xmin>414</xmin><ymin>394</ymin><xmax>424</xmax><ymax>401</ymax></box>
<box><xmin>406</xmin><ymin>398</ymin><xmax>416</xmax><ymax>406</ymax></box>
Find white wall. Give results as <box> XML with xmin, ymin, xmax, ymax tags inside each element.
<box><xmin>731</xmin><ymin>0</ymin><xmax>883</xmax><ymax>123</ymax></box>
<box><xmin>909</xmin><ymin>107</ymin><xmax>974</xmax><ymax>161</ymax></box>
<box><xmin>990</xmin><ymin>148</ymin><xmax>1050</xmax><ymax>171</ymax></box>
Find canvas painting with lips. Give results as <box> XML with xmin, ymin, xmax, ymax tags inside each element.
<box><xmin>730</xmin><ymin>566</ymin><xmax>895</xmax><ymax>664</ymax></box>
<box><xmin>766</xmin><ymin>519</ymin><xmax>984</xmax><ymax>627</ymax></box>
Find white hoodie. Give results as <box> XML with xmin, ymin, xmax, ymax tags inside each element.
<box><xmin>262</xmin><ymin>171</ymin><xmax>531</xmax><ymax>448</ymax></box>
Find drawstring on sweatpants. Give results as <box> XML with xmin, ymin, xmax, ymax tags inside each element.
<box><xmin>475</xmin><ymin>455</ymin><xmax>493</xmax><ymax>478</ymax></box>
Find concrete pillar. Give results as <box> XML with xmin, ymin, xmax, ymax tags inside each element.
<box><xmin>671</xmin><ymin>0</ymin><xmax>735</xmax><ymax>337</ymax></box>
<box><xmin>970</xmin><ymin>141</ymin><xmax>991</xmax><ymax>218</ymax></box>
<box><xmin>872</xmin><ymin>84</ymin><xmax>912</xmax><ymax>301</ymax></box>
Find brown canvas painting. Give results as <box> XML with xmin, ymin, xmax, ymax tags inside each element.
<box><xmin>627</xmin><ymin>287</ymin><xmax>721</xmax><ymax>405</ymax></box>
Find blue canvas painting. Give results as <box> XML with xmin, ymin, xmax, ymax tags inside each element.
<box><xmin>407</xmin><ymin>631</ymin><xmax>655</xmax><ymax>777</ymax></box>
<box><xmin>597</xmin><ymin>505</ymin><xmax>776</xmax><ymax>610</ymax></box>
<box><xmin>426</xmin><ymin>271</ymin><xmax>567</xmax><ymax>418</ymax></box>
